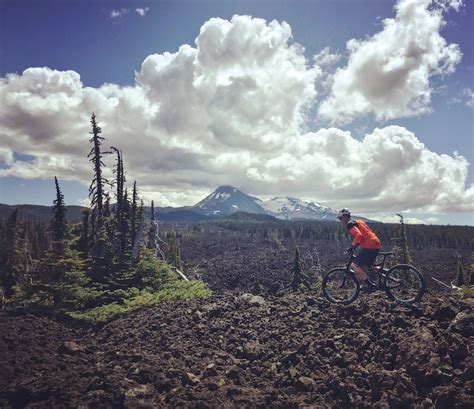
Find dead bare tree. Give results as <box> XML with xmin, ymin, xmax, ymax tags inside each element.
<box><xmin>303</xmin><ymin>245</ymin><xmax>324</xmax><ymax>284</ymax></box>
<box><xmin>147</xmin><ymin>200</ymin><xmax>166</xmax><ymax>260</ymax></box>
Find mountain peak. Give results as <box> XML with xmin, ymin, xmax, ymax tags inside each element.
<box><xmin>215</xmin><ymin>185</ymin><xmax>239</xmax><ymax>194</ymax></box>
<box><xmin>193</xmin><ymin>186</ymin><xmax>266</xmax><ymax>216</ymax></box>
<box><xmin>192</xmin><ymin>186</ymin><xmax>337</xmax><ymax>220</ymax></box>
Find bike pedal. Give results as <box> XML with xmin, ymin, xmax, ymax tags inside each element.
<box><xmin>361</xmin><ymin>285</ymin><xmax>377</xmax><ymax>293</ymax></box>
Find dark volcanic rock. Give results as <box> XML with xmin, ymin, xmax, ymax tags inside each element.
<box><xmin>0</xmin><ymin>290</ymin><xmax>472</xmax><ymax>408</ymax></box>
<box><xmin>433</xmin><ymin>303</ymin><xmax>456</xmax><ymax>321</ymax></box>
<box><xmin>450</xmin><ymin>310</ymin><xmax>474</xmax><ymax>337</ymax></box>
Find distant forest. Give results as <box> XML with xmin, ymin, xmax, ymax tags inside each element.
<box><xmin>2</xmin><ymin>209</ymin><xmax>472</xmax><ymax>270</ymax></box>
<box><xmin>195</xmin><ymin>214</ymin><xmax>473</xmax><ymax>251</ymax></box>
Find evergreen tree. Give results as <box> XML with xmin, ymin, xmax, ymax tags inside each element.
<box><xmin>76</xmin><ymin>209</ymin><xmax>91</xmax><ymax>259</ymax></box>
<box><xmin>118</xmin><ymin>189</ymin><xmax>132</xmax><ymax>270</ymax></box>
<box><xmin>148</xmin><ymin>200</ymin><xmax>158</xmax><ymax>251</ymax></box>
<box><xmin>88</xmin><ymin>113</ymin><xmax>109</xmax><ymax>227</ymax></box>
<box><xmin>469</xmin><ymin>253</ymin><xmax>474</xmax><ymax>286</ymax></box>
<box><xmin>89</xmin><ymin>221</ymin><xmax>116</xmax><ymax>283</ymax></box>
<box><xmin>87</xmin><ymin>113</ymin><xmax>112</xmax><ymax>279</ymax></box>
<box><xmin>290</xmin><ymin>246</ymin><xmax>310</xmax><ymax>291</ymax></box>
<box><xmin>111</xmin><ymin>146</ymin><xmax>125</xmax><ymax>213</ymax></box>
<box><xmin>30</xmin><ymin>246</ymin><xmax>90</xmax><ymax>308</ymax></box>
<box><xmin>104</xmin><ymin>193</ymin><xmax>111</xmax><ymax>218</ymax></box>
<box><xmin>147</xmin><ymin>201</ymin><xmax>166</xmax><ymax>260</ymax></box>
<box><xmin>132</xmin><ymin>199</ymin><xmax>145</xmax><ymax>260</ymax></box>
<box><xmin>135</xmin><ymin>248</ymin><xmax>175</xmax><ymax>290</ymax></box>
<box><xmin>111</xmin><ymin>147</ymin><xmax>132</xmax><ymax>271</ymax></box>
<box><xmin>131</xmin><ymin>181</ymin><xmax>139</xmax><ymax>248</ymax></box>
<box><xmin>50</xmin><ymin>176</ymin><xmax>68</xmax><ymax>254</ymax></box>
<box><xmin>169</xmin><ymin>237</ymin><xmax>182</xmax><ymax>270</ymax></box>
<box><xmin>396</xmin><ymin>214</ymin><xmax>412</xmax><ymax>264</ymax></box>
<box><xmin>0</xmin><ymin>209</ymin><xmax>27</xmax><ymax>297</ymax></box>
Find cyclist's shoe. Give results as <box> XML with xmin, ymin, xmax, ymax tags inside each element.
<box><xmin>361</xmin><ymin>279</ymin><xmax>377</xmax><ymax>293</ymax></box>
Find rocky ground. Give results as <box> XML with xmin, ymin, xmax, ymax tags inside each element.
<box><xmin>178</xmin><ymin>235</ymin><xmax>469</xmax><ymax>293</ymax></box>
<box><xmin>1</xmin><ymin>290</ymin><xmax>473</xmax><ymax>408</ymax></box>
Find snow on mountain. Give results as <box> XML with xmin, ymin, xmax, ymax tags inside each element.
<box><xmin>259</xmin><ymin>196</ymin><xmax>337</xmax><ymax>220</ymax></box>
<box><xmin>193</xmin><ymin>186</ymin><xmax>267</xmax><ymax>216</ymax></box>
<box><xmin>192</xmin><ymin>186</ymin><xmax>338</xmax><ymax>220</ymax></box>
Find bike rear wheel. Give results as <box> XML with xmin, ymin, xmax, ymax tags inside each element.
<box><xmin>322</xmin><ymin>268</ymin><xmax>360</xmax><ymax>304</ymax></box>
<box><xmin>384</xmin><ymin>264</ymin><xmax>425</xmax><ymax>304</ymax></box>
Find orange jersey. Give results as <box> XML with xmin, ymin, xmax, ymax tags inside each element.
<box><xmin>347</xmin><ymin>219</ymin><xmax>381</xmax><ymax>250</ymax></box>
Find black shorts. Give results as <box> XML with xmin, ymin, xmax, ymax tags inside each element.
<box><xmin>354</xmin><ymin>248</ymin><xmax>379</xmax><ymax>268</ymax></box>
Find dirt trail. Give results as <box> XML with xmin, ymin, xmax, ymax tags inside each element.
<box><xmin>1</xmin><ymin>290</ymin><xmax>473</xmax><ymax>408</ymax></box>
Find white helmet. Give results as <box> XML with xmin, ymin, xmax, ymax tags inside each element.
<box><xmin>337</xmin><ymin>208</ymin><xmax>351</xmax><ymax>219</ymax></box>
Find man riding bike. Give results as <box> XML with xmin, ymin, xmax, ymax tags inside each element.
<box><xmin>337</xmin><ymin>209</ymin><xmax>380</xmax><ymax>287</ymax></box>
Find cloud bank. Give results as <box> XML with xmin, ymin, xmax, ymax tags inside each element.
<box><xmin>0</xmin><ymin>10</ymin><xmax>472</xmax><ymax>217</ymax></box>
<box><xmin>317</xmin><ymin>0</ymin><xmax>462</xmax><ymax>125</ymax></box>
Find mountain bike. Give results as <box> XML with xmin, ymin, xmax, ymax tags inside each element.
<box><xmin>322</xmin><ymin>251</ymin><xmax>426</xmax><ymax>305</ymax></box>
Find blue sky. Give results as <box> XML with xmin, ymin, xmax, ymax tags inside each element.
<box><xmin>0</xmin><ymin>0</ymin><xmax>473</xmax><ymax>225</ymax></box>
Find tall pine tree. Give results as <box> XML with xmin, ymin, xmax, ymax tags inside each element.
<box><xmin>76</xmin><ymin>209</ymin><xmax>91</xmax><ymax>259</ymax></box>
<box><xmin>290</xmin><ymin>246</ymin><xmax>310</xmax><ymax>291</ymax></box>
<box><xmin>88</xmin><ymin>113</ymin><xmax>108</xmax><ymax>227</ymax></box>
<box><xmin>148</xmin><ymin>200</ymin><xmax>157</xmax><ymax>251</ymax></box>
<box><xmin>396</xmin><ymin>213</ymin><xmax>412</xmax><ymax>264</ymax></box>
<box><xmin>0</xmin><ymin>209</ymin><xmax>27</xmax><ymax>297</ymax></box>
<box><xmin>88</xmin><ymin>113</ymin><xmax>112</xmax><ymax>279</ymax></box>
<box><xmin>131</xmin><ymin>181</ymin><xmax>139</xmax><ymax>249</ymax></box>
<box><xmin>51</xmin><ymin>176</ymin><xmax>68</xmax><ymax>254</ymax></box>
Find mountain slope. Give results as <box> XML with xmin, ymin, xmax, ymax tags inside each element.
<box><xmin>193</xmin><ymin>185</ymin><xmax>267</xmax><ymax>216</ymax></box>
<box><xmin>0</xmin><ymin>204</ymin><xmax>87</xmax><ymax>223</ymax></box>
<box><xmin>259</xmin><ymin>196</ymin><xmax>337</xmax><ymax>220</ymax></box>
<box><xmin>191</xmin><ymin>186</ymin><xmax>338</xmax><ymax>220</ymax></box>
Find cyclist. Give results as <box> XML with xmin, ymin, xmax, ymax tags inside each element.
<box><xmin>337</xmin><ymin>209</ymin><xmax>380</xmax><ymax>286</ymax></box>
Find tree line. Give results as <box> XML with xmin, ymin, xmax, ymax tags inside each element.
<box><xmin>0</xmin><ymin>114</ymin><xmax>198</xmax><ymax>318</ymax></box>
<box><xmin>209</xmin><ymin>218</ymin><xmax>473</xmax><ymax>250</ymax></box>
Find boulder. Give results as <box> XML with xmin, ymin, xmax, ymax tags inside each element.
<box><xmin>240</xmin><ymin>293</ymin><xmax>266</xmax><ymax>307</ymax></box>
<box><xmin>297</xmin><ymin>376</ymin><xmax>316</xmax><ymax>390</ymax></box>
<box><xmin>432</xmin><ymin>304</ymin><xmax>456</xmax><ymax>321</ymax></box>
<box><xmin>450</xmin><ymin>311</ymin><xmax>474</xmax><ymax>337</ymax></box>
<box><xmin>59</xmin><ymin>341</ymin><xmax>84</xmax><ymax>355</ymax></box>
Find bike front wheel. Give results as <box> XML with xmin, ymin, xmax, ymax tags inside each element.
<box><xmin>322</xmin><ymin>268</ymin><xmax>360</xmax><ymax>304</ymax></box>
<box><xmin>384</xmin><ymin>264</ymin><xmax>426</xmax><ymax>304</ymax></box>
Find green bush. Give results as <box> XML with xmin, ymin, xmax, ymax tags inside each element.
<box><xmin>460</xmin><ymin>285</ymin><xmax>474</xmax><ymax>297</ymax></box>
<box><xmin>68</xmin><ymin>280</ymin><xmax>211</xmax><ymax>324</ymax></box>
<box><xmin>135</xmin><ymin>249</ymin><xmax>177</xmax><ymax>290</ymax></box>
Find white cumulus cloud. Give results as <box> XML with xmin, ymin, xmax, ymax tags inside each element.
<box><xmin>0</xmin><ymin>147</ymin><xmax>14</xmax><ymax>167</ymax></box>
<box><xmin>318</xmin><ymin>0</ymin><xmax>462</xmax><ymax>125</ymax></box>
<box><xmin>137</xmin><ymin>15</ymin><xmax>320</xmax><ymax>150</ymax></box>
<box><xmin>246</xmin><ymin>126</ymin><xmax>473</xmax><ymax>214</ymax></box>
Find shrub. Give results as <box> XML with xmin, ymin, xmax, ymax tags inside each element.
<box><xmin>68</xmin><ymin>280</ymin><xmax>211</xmax><ymax>324</ymax></box>
<box><xmin>135</xmin><ymin>249</ymin><xmax>176</xmax><ymax>290</ymax></box>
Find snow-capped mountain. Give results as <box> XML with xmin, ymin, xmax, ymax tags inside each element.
<box><xmin>193</xmin><ymin>185</ymin><xmax>267</xmax><ymax>216</ymax></box>
<box><xmin>192</xmin><ymin>186</ymin><xmax>338</xmax><ymax>220</ymax></box>
<box><xmin>259</xmin><ymin>196</ymin><xmax>337</xmax><ymax>220</ymax></box>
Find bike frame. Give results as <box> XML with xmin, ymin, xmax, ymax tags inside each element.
<box><xmin>343</xmin><ymin>252</ymin><xmax>394</xmax><ymax>288</ymax></box>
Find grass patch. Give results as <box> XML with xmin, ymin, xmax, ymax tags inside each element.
<box><xmin>67</xmin><ymin>280</ymin><xmax>211</xmax><ymax>324</ymax></box>
<box><xmin>460</xmin><ymin>285</ymin><xmax>474</xmax><ymax>297</ymax></box>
